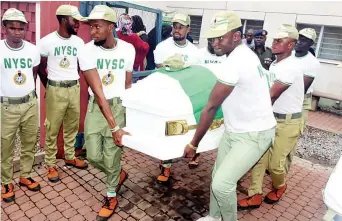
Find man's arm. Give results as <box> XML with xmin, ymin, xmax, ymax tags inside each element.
<box><xmin>83</xmin><ymin>68</ymin><xmax>129</xmax><ymax>146</ymax></box>
<box><xmin>303</xmin><ymin>76</ymin><xmax>314</xmax><ymax>94</ymax></box>
<box><xmin>190</xmin><ymin>82</ymin><xmax>234</xmax><ymax>147</ymax></box>
<box><xmin>269</xmin><ymin>82</ymin><xmax>290</xmax><ymax>104</ymax></box>
<box><xmin>38</xmin><ymin>56</ymin><xmax>48</xmax><ymax>87</ymax></box>
<box><xmin>33</xmin><ymin>65</ymin><xmax>39</xmax><ymax>85</ymax></box>
<box><xmin>125</xmin><ymin>71</ymin><xmax>133</xmax><ymax>89</ymax></box>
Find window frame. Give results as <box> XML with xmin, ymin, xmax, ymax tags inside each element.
<box><xmin>189</xmin><ymin>15</ymin><xmax>203</xmax><ymax>44</ymax></box>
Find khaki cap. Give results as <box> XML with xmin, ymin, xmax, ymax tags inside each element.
<box><xmin>273</xmin><ymin>24</ymin><xmax>299</xmax><ymax>40</ymax></box>
<box><xmin>206</xmin><ymin>11</ymin><xmax>242</xmax><ymax>39</ymax></box>
<box><xmin>2</xmin><ymin>8</ymin><xmax>27</xmax><ymax>23</ymax></box>
<box><xmin>337</xmin><ymin>63</ymin><xmax>342</xmax><ymax>68</ymax></box>
<box><xmin>162</xmin><ymin>10</ymin><xmax>175</xmax><ymax>24</ymax></box>
<box><xmin>172</xmin><ymin>13</ymin><xmax>191</xmax><ymax>26</ymax></box>
<box><xmin>56</xmin><ymin>5</ymin><xmax>86</xmax><ymax>22</ymax></box>
<box><xmin>163</xmin><ymin>54</ymin><xmax>190</xmax><ymax>71</ymax></box>
<box><xmin>299</xmin><ymin>28</ymin><xmax>317</xmax><ymax>42</ymax></box>
<box><xmin>86</xmin><ymin>5</ymin><xmax>117</xmax><ymax>23</ymax></box>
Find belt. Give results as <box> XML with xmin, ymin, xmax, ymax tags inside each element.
<box><xmin>48</xmin><ymin>80</ymin><xmax>78</xmax><ymax>88</ymax></box>
<box><xmin>274</xmin><ymin>112</ymin><xmax>302</xmax><ymax>120</ymax></box>
<box><xmin>0</xmin><ymin>90</ymin><xmax>37</xmax><ymax>104</ymax></box>
<box><xmin>305</xmin><ymin>93</ymin><xmax>312</xmax><ymax>99</ymax></box>
<box><xmin>165</xmin><ymin>118</ymin><xmax>224</xmax><ymax>136</ymax></box>
<box><xmin>89</xmin><ymin>96</ymin><xmax>120</xmax><ymax>105</ymax></box>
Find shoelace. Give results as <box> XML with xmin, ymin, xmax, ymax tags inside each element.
<box><xmin>102</xmin><ymin>197</ymin><xmax>110</xmax><ymax>209</ymax></box>
<box><xmin>27</xmin><ymin>177</ymin><xmax>36</xmax><ymax>184</ymax></box>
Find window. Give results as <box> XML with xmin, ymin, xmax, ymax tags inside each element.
<box><xmin>297</xmin><ymin>23</ymin><xmax>342</xmax><ymax>61</ymax></box>
<box><xmin>241</xmin><ymin>19</ymin><xmax>264</xmax><ymax>34</ymax></box>
<box><xmin>189</xmin><ymin>15</ymin><xmax>203</xmax><ymax>44</ymax></box>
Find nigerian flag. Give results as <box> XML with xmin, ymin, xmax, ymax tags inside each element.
<box><xmin>155</xmin><ymin>65</ymin><xmax>223</xmax><ymax>123</ymax></box>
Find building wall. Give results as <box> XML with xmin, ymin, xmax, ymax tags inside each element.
<box><xmin>130</xmin><ymin>1</ymin><xmax>342</xmax><ymax>100</ymax></box>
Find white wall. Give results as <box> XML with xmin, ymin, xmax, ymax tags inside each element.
<box><xmin>130</xmin><ymin>1</ymin><xmax>342</xmax><ymax>99</ymax></box>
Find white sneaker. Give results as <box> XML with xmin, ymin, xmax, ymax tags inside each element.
<box><xmin>197</xmin><ymin>216</ymin><xmax>222</xmax><ymax>221</ymax></box>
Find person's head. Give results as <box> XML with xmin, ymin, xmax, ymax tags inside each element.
<box><xmin>86</xmin><ymin>5</ymin><xmax>116</xmax><ymax>46</ymax></box>
<box><xmin>56</xmin><ymin>5</ymin><xmax>86</xmax><ymax>35</ymax></box>
<box><xmin>2</xmin><ymin>8</ymin><xmax>27</xmax><ymax>44</ymax></box>
<box><xmin>162</xmin><ymin>24</ymin><xmax>172</xmax><ymax>40</ymax></box>
<box><xmin>171</xmin><ymin>14</ymin><xmax>191</xmax><ymax>42</ymax></box>
<box><xmin>206</xmin><ymin>11</ymin><xmax>243</xmax><ymax>56</ymax></box>
<box><xmin>254</xmin><ymin>30</ymin><xmax>268</xmax><ymax>47</ymax></box>
<box><xmin>246</xmin><ymin>29</ymin><xmax>254</xmax><ymax>43</ymax></box>
<box><xmin>272</xmin><ymin>24</ymin><xmax>299</xmax><ymax>55</ymax></box>
<box><xmin>132</xmin><ymin>15</ymin><xmax>145</xmax><ymax>33</ymax></box>
<box><xmin>295</xmin><ymin>28</ymin><xmax>316</xmax><ymax>54</ymax></box>
<box><xmin>117</xmin><ymin>13</ymin><xmax>133</xmax><ymax>36</ymax></box>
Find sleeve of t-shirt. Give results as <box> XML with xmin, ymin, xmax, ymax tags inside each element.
<box><xmin>78</xmin><ymin>45</ymin><xmax>96</xmax><ymax>72</ymax></box>
<box><xmin>39</xmin><ymin>37</ymin><xmax>49</xmax><ymax>57</ymax></box>
<box><xmin>125</xmin><ymin>45</ymin><xmax>136</xmax><ymax>72</ymax></box>
<box><xmin>33</xmin><ymin>46</ymin><xmax>41</xmax><ymax>66</ymax></box>
<box><xmin>153</xmin><ymin>43</ymin><xmax>164</xmax><ymax>65</ymax></box>
<box><xmin>275</xmin><ymin>67</ymin><xmax>297</xmax><ymax>86</ymax></box>
<box><xmin>216</xmin><ymin>59</ymin><xmax>239</xmax><ymax>86</ymax></box>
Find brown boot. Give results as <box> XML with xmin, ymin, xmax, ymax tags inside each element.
<box><xmin>19</xmin><ymin>177</ymin><xmax>41</xmax><ymax>191</ymax></box>
<box><xmin>65</xmin><ymin>158</ymin><xmax>88</xmax><ymax>169</ymax></box>
<box><xmin>2</xmin><ymin>184</ymin><xmax>15</xmax><ymax>202</ymax></box>
<box><xmin>157</xmin><ymin>166</ymin><xmax>171</xmax><ymax>184</ymax></box>
<box><xmin>237</xmin><ymin>194</ymin><xmax>263</xmax><ymax>211</ymax></box>
<box><xmin>96</xmin><ymin>196</ymin><xmax>118</xmax><ymax>221</ymax></box>
<box><xmin>48</xmin><ymin>167</ymin><xmax>60</xmax><ymax>183</ymax></box>
<box><xmin>115</xmin><ymin>170</ymin><xmax>128</xmax><ymax>193</ymax></box>
<box><xmin>264</xmin><ymin>184</ymin><xmax>287</xmax><ymax>204</ymax></box>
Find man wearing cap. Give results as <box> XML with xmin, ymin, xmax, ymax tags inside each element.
<box><xmin>1</xmin><ymin>8</ymin><xmax>42</xmax><ymax>202</ymax></box>
<box><xmin>154</xmin><ymin>13</ymin><xmax>199</xmax><ymax>68</ymax></box>
<box><xmin>183</xmin><ymin>11</ymin><xmax>276</xmax><ymax>221</ymax></box>
<box><xmin>154</xmin><ymin>13</ymin><xmax>201</xmax><ymax>184</ymax></box>
<box><xmin>82</xmin><ymin>5</ymin><xmax>134</xmax><ymax>220</ymax></box>
<box><xmin>38</xmin><ymin>5</ymin><xmax>90</xmax><ymax>183</ymax></box>
<box><xmin>238</xmin><ymin>24</ymin><xmax>304</xmax><ymax>210</ymax></box>
<box><xmin>253</xmin><ymin>30</ymin><xmax>275</xmax><ymax>70</ymax></box>
<box><xmin>284</xmin><ymin>28</ymin><xmax>321</xmax><ymax>173</ymax></box>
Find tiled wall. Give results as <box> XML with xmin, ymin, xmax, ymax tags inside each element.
<box><xmin>1</xmin><ymin>1</ymin><xmax>36</xmax><ymax>44</ymax></box>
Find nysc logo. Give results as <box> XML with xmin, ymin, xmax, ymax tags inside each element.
<box><xmin>59</xmin><ymin>56</ymin><xmax>70</xmax><ymax>69</ymax></box>
<box><xmin>102</xmin><ymin>71</ymin><xmax>114</xmax><ymax>86</ymax></box>
<box><xmin>13</xmin><ymin>70</ymin><xmax>26</xmax><ymax>85</ymax></box>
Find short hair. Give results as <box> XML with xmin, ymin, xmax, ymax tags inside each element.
<box><xmin>2</xmin><ymin>20</ymin><xmax>26</xmax><ymax>27</ymax></box>
<box><xmin>56</xmin><ymin>15</ymin><xmax>67</xmax><ymax>24</ymax></box>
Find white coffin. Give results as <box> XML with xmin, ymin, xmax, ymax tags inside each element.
<box><xmin>323</xmin><ymin>154</ymin><xmax>342</xmax><ymax>216</ymax></box>
<box><xmin>121</xmin><ymin>71</ymin><xmax>224</xmax><ymax>160</ymax></box>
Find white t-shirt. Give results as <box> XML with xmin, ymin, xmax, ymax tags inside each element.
<box><xmin>83</xmin><ymin>39</ymin><xmax>135</xmax><ymax>99</ymax></box>
<box><xmin>39</xmin><ymin>31</ymin><xmax>85</xmax><ymax>81</ymax></box>
<box><xmin>215</xmin><ymin>44</ymin><xmax>276</xmax><ymax>133</ymax></box>
<box><xmin>154</xmin><ymin>38</ymin><xmax>200</xmax><ymax>65</ymax></box>
<box><xmin>270</xmin><ymin>56</ymin><xmax>304</xmax><ymax>114</ymax></box>
<box><xmin>198</xmin><ymin>47</ymin><xmax>226</xmax><ymax>64</ymax></box>
<box><xmin>0</xmin><ymin>40</ymin><xmax>40</xmax><ymax>97</ymax></box>
<box><xmin>292</xmin><ymin>52</ymin><xmax>320</xmax><ymax>94</ymax></box>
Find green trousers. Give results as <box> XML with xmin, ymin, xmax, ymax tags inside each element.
<box><xmin>248</xmin><ymin>115</ymin><xmax>302</xmax><ymax>197</ymax></box>
<box><xmin>85</xmin><ymin>97</ymin><xmax>126</xmax><ymax>195</ymax></box>
<box><xmin>209</xmin><ymin>128</ymin><xmax>275</xmax><ymax>221</ymax></box>
<box><xmin>44</xmin><ymin>81</ymin><xmax>80</xmax><ymax>167</ymax></box>
<box><xmin>1</xmin><ymin>94</ymin><xmax>38</xmax><ymax>185</ymax></box>
<box><xmin>284</xmin><ymin>96</ymin><xmax>311</xmax><ymax>173</ymax></box>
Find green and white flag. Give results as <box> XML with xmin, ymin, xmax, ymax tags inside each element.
<box><xmin>156</xmin><ymin>65</ymin><xmax>223</xmax><ymax>123</ymax></box>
